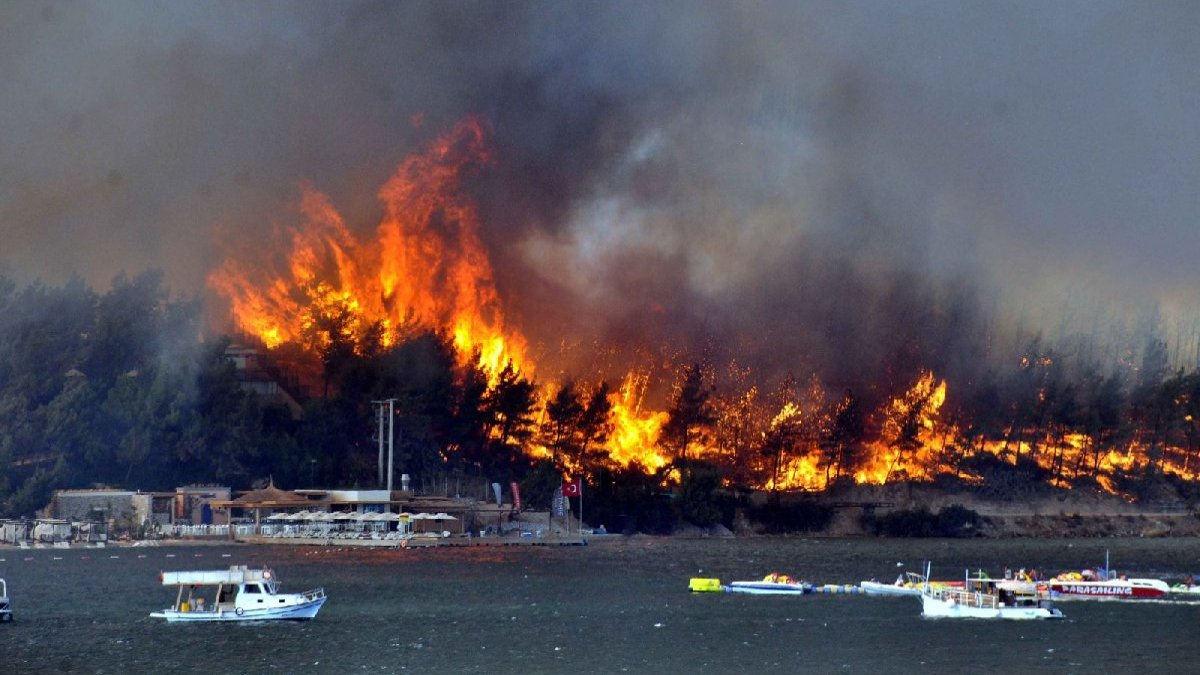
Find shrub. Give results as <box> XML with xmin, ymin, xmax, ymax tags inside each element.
<box><xmin>677</xmin><ymin>461</ymin><xmax>727</xmax><ymax>527</ymax></box>
<box><xmin>861</xmin><ymin>504</ymin><xmax>982</xmax><ymax>537</ymax></box>
<box><xmin>747</xmin><ymin>498</ymin><xmax>834</xmax><ymax>534</ymax></box>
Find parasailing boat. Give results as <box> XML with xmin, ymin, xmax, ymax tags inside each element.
<box><xmin>150</xmin><ymin>565</ymin><xmax>325</xmax><ymax>622</ymax></box>
<box><xmin>1047</xmin><ymin>552</ymin><xmax>1169</xmax><ymax>600</ymax></box>
<box><xmin>1047</xmin><ymin>575</ymin><xmax>1169</xmax><ymax>600</ymax></box>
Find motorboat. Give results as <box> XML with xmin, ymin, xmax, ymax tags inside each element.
<box><xmin>1047</xmin><ymin>575</ymin><xmax>1169</xmax><ymax>600</ymax></box>
<box><xmin>860</xmin><ymin>572</ymin><xmax>943</xmax><ymax>597</ymax></box>
<box><xmin>0</xmin><ymin>579</ymin><xmax>11</xmax><ymax>622</ymax></box>
<box><xmin>918</xmin><ymin>565</ymin><xmax>1063</xmax><ymax>620</ymax></box>
<box><xmin>860</xmin><ymin>580</ymin><xmax>921</xmax><ymax>597</ymax></box>
<box><xmin>726</xmin><ymin>572</ymin><xmax>813</xmax><ymax>595</ymax></box>
<box><xmin>1046</xmin><ymin>550</ymin><xmax>1169</xmax><ymax>600</ymax></box>
<box><xmin>150</xmin><ymin>565</ymin><xmax>325</xmax><ymax>622</ymax></box>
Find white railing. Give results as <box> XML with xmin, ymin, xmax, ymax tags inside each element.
<box><xmin>933</xmin><ymin>588</ymin><xmax>998</xmax><ymax>609</ymax></box>
<box><xmin>158</xmin><ymin>524</ymin><xmax>255</xmax><ymax>538</ymax></box>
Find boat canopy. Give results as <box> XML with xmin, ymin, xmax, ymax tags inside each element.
<box><xmin>161</xmin><ymin>565</ymin><xmax>274</xmax><ymax>586</ymax></box>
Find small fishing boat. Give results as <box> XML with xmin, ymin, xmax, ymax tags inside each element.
<box><xmin>726</xmin><ymin>573</ymin><xmax>813</xmax><ymax>595</ymax></box>
<box><xmin>0</xmin><ymin>579</ymin><xmax>11</xmax><ymax>622</ymax></box>
<box><xmin>918</xmin><ymin>565</ymin><xmax>1063</xmax><ymax>620</ymax></box>
<box><xmin>150</xmin><ymin>565</ymin><xmax>325</xmax><ymax>622</ymax></box>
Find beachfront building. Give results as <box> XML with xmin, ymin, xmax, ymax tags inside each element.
<box><xmin>172</xmin><ymin>485</ymin><xmax>232</xmax><ymax>526</ymax></box>
<box><xmin>48</xmin><ymin>489</ymin><xmax>139</xmax><ymax>528</ymax></box>
<box><xmin>41</xmin><ymin>486</ymin><xmax>233</xmax><ymax>540</ymax></box>
<box><xmin>211</xmin><ymin>482</ymin><xmax>320</xmax><ymax>533</ymax></box>
<box><xmin>210</xmin><ymin>483</ymin><xmax>510</xmax><ymax>539</ymax></box>
<box><xmin>131</xmin><ymin>492</ymin><xmax>175</xmax><ymax>528</ymax></box>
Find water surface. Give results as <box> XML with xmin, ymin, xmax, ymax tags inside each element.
<box><xmin>2</xmin><ymin>537</ymin><xmax>1199</xmax><ymax>673</ymax></box>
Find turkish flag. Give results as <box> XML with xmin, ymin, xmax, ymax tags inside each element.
<box><xmin>562</xmin><ymin>479</ymin><xmax>582</xmax><ymax>497</ymax></box>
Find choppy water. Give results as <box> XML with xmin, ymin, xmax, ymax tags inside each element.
<box><xmin>1</xmin><ymin>537</ymin><xmax>1199</xmax><ymax>673</ymax></box>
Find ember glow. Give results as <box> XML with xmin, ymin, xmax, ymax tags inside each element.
<box><xmin>210</xmin><ymin>120</ymin><xmax>1200</xmax><ymax>495</ymax></box>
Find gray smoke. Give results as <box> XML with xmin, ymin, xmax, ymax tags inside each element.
<box><xmin>2</xmin><ymin>1</ymin><xmax>1198</xmax><ymax>392</ymax></box>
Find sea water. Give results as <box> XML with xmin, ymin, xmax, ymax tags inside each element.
<box><xmin>1</xmin><ymin>537</ymin><xmax>1199</xmax><ymax>673</ymax></box>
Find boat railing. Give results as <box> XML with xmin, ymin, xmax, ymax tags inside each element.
<box><xmin>932</xmin><ymin>587</ymin><xmax>998</xmax><ymax>609</ymax></box>
<box><xmin>300</xmin><ymin>587</ymin><xmax>326</xmax><ymax>602</ymax></box>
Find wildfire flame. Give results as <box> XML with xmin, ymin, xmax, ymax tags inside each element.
<box><xmin>209</xmin><ymin>117</ymin><xmax>525</xmax><ymax>376</ymax></box>
<box><xmin>210</xmin><ymin>118</ymin><xmax>1200</xmax><ymax>495</ymax></box>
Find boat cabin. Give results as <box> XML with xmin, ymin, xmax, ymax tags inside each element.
<box><xmin>963</xmin><ymin>576</ymin><xmax>1054</xmax><ymax>609</ymax></box>
<box><xmin>164</xmin><ymin>566</ymin><xmax>302</xmax><ymax>615</ymax></box>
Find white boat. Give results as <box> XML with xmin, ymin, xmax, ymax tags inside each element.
<box><xmin>150</xmin><ymin>565</ymin><xmax>325</xmax><ymax>622</ymax></box>
<box><xmin>1048</xmin><ymin>550</ymin><xmax>1170</xmax><ymax>600</ymax></box>
<box><xmin>726</xmin><ymin>573</ymin><xmax>813</xmax><ymax>595</ymax></box>
<box><xmin>918</xmin><ymin>565</ymin><xmax>1063</xmax><ymax>620</ymax></box>
<box><xmin>860</xmin><ymin>572</ymin><xmax>932</xmax><ymax>597</ymax></box>
<box><xmin>1048</xmin><ymin>577</ymin><xmax>1169</xmax><ymax>600</ymax></box>
<box><xmin>0</xmin><ymin>579</ymin><xmax>11</xmax><ymax>622</ymax></box>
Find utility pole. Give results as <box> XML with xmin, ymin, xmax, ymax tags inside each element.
<box><xmin>372</xmin><ymin>398</ymin><xmax>398</xmax><ymax>509</ymax></box>
<box><xmin>375</xmin><ymin>402</ymin><xmax>385</xmax><ymax>485</ymax></box>
<box><xmin>387</xmin><ymin>398</ymin><xmax>395</xmax><ymax>497</ymax></box>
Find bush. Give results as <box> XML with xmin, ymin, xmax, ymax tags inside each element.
<box><xmin>935</xmin><ymin>504</ymin><xmax>982</xmax><ymax>537</ymax></box>
<box><xmin>588</xmin><ymin>465</ymin><xmax>676</xmax><ymax>535</ymax></box>
<box><xmin>518</xmin><ymin>459</ymin><xmax>562</xmax><ymax>510</ymax></box>
<box><xmin>861</xmin><ymin>504</ymin><xmax>982</xmax><ymax>537</ymax></box>
<box><xmin>677</xmin><ymin>461</ymin><xmax>728</xmax><ymax>527</ymax></box>
<box><xmin>746</xmin><ymin>498</ymin><xmax>834</xmax><ymax>534</ymax></box>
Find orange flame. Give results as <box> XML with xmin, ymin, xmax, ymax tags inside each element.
<box><xmin>209</xmin><ymin>118</ymin><xmax>1200</xmax><ymax>495</ymax></box>
<box><xmin>209</xmin><ymin>118</ymin><xmax>525</xmax><ymax>377</ymax></box>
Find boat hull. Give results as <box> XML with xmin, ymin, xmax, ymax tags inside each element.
<box><xmin>726</xmin><ymin>581</ymin><xmax>813</xmax><ymax>595</ymax></box>
<box><xmin>151</xmin><ymin>596</ymin><xmax>325</xmax><ymax>622</ymax></box>
<box><xmin>921</xmin><ymin>595</ymin><xmax>1063</xmax><ymax>620</ymax></box>
<box><xmin>1048</xmin><ymin>579</ymin><xmax>1168</xmax><ymax>600</ymax></box>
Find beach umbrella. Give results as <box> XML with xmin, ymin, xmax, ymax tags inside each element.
<box><xmin>266</xmin><ymin>513</ymin><xmax>288</xmax><ymax>521</ymax></box>
<box><xmin>431</xmin><ymin>513</ymin><xmax>458</xmax><ymax>521</ymax></box>
<box><xmin>332</xmin><ymin>511</ymin><xmax>357</xmax><ymax>521</ymax></box>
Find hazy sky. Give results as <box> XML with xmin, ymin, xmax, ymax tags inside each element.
<box><xmin>2</xmin><ymin>1</ymin><xmax>1197</xmax><ymax>378</ymax></box>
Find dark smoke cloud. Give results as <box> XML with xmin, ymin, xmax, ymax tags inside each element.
<box><xmin>2</xmin><ymin>1</ymin><xmax>1198</xmax><ymax>391</ymax></box>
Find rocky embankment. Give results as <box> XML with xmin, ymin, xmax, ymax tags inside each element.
<box><xmin>812</xmin><ymin>483</ymin><xmax>1200</xmax><ymax>538</ymax></box>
